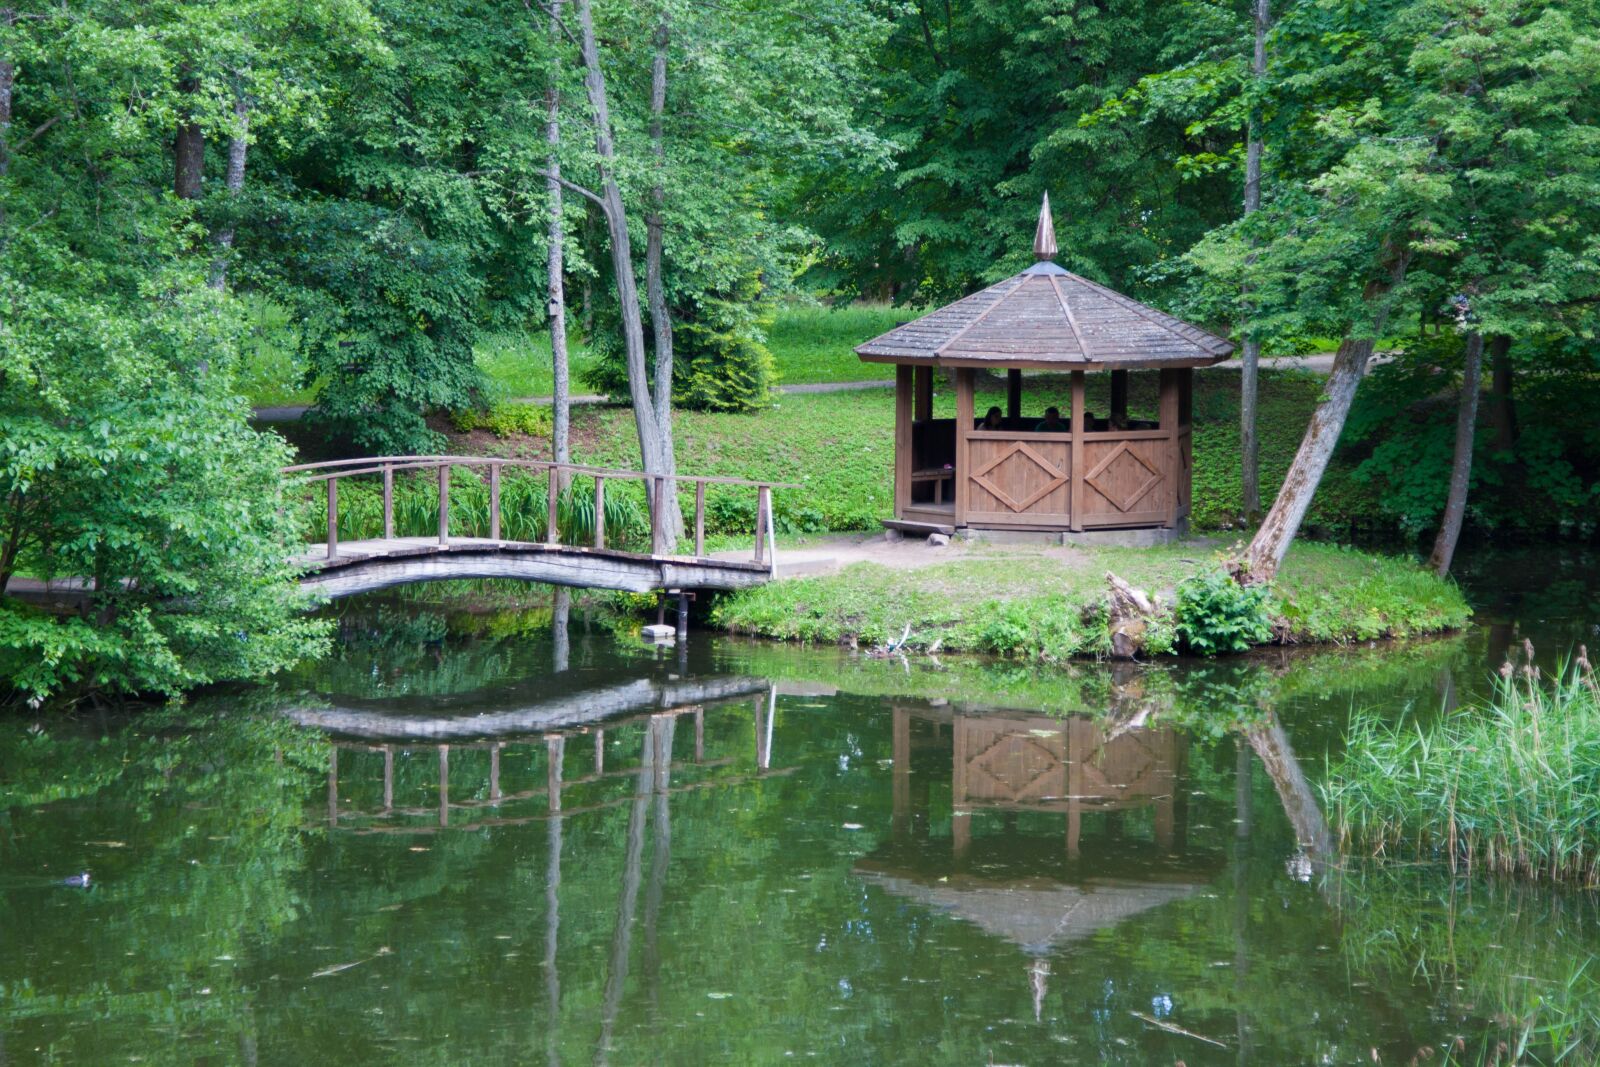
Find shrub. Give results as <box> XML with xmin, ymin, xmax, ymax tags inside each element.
<box><xmin>450</xmin><ymin>400</ymin><xmax>553</xmax><ymax>439</ymax></box>
<box><xmin>1174</xmin><ymin>567</ymin><xmax>1273</xmax><ymax>655</ymax></box>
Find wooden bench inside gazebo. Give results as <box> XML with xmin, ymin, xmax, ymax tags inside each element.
<box><xmin>855</xmin><ymin>196</ymin><xmax>1234</xmax><ymax>538</ymax></box>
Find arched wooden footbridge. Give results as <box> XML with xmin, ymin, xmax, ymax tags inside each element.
<box><xmin>287</xmin><ymin>456</ymin><xmax>793</xmax><ymax>599</ymax></box>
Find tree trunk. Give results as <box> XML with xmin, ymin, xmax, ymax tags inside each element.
<box><xmin>208</xmin><ymin>89</ymin><xmax>249</xmax><ymax>290</ymax></box>
<box><xmin>1239</xmin><ymin>0</ymin><xmax>1270</xmax><ymax>522</ymax></box>
<box><xmin>174</xmin><ymin>73</ymin><xmax>205</xmax><ymax>201</ymax></box>
<box><xmin>1</xmin><ymin>8</ymin><xmax>14</xmax><ymax>233</ymax></box>
<box><xmin>1427</xmin><ymin>331</ymin><xmax>1483</xmax><ymax>577</ymax></box>
<box><xmin>644</xmin><ymin>14</ymin><xmax>681</xmax><ymax>541</ymax></box>
<box><xmin>545</xmin><ymin>0</ymin><xmax>571</xmax><ymax>490</ymax></box>
<box><xmin>1488</xmin><ymin>335</ymin><xmax>1516</xmax><ymax>454</ymax></box>
<box><xmin>572</xmin><ymin>0</ymin><xmax>682</xmax><ymax>549</ymax></box>
<box><xmin>1240</xmin><ymin>250</ymin><xmax>1411</xmax><ymax>582</ymax></box>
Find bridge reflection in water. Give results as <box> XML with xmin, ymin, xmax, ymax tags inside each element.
<box><xmin>292</xmin><ymin>628</ymin><xmax>1334</xmax><ymax>1057</ymax></box>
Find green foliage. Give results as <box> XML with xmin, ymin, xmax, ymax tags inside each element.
<box><xmin>674</xmin><ymin>281</ymin><xmax>779</xmax><ymax>413</ymax></box>
<box><xmin>1326</xmin><ymin>652</ymin><xmax>1600</xmax><ymax>884</ymax></box>
<box><xmin>1174</xmin><ymin>567</ymin><xmax>1274</xmax><ymax>655</ymax></box>
<box><xmin>450</xmin><ymin>400</ymin><xmax>554</xmax><ymax>439</ymax></box>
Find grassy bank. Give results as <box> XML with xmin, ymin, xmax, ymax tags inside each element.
<box><xmin>1326</xmin><ymin>651</ymin><xmax>1600</xmax><ymax>884</ymax></box>
<box><xmin>709</xmin><ymin>541</ymin><xmax>1470</xmax><ymax>657</ymax></box>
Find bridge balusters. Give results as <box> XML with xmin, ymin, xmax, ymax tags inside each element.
<box><xmin>326</xmin><ymin>479</ymin><xmax>339</xmax><ymax>560</ymax></box>
<box><xmin>546</xmin><ymin>467</ymin><xmax>560</xmax><ymax>545</ymax></box>
<box><xmin>438</xmin><ymin>464</ymin><xmax>450</xmax><ymax>545</ymax></box>
<box><xmin>593</xmin><ymin>477</ymin><xmax>606</xmax><ymax>549</ymax></box>
<box><xmin>755</xmin><ymin>485</ymin><xmax>771</xmax><ymax>564</ymax></box>
<box><xmin>382</xmin><ymin>464</ymin><xmax>394</xmax><ymax>539</ymax></box>
<box><xmin>651</xmin><ymin>477</ymin><xmax>665</xmax><ymax>554</ymax></box>
<box><xmin>694</xmin><ymin>481</ymin><xmax>706</xmax><ymax>556</ymax></box>
<box><xmin>489</xmin><ymin>462</ymin><xmax>502</xmax><ymax>541</ymax></box>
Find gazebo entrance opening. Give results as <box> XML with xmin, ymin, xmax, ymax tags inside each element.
<box><xmin>858</xmin><ymin>195</ymin><xmax>1230</xmax><ymax>538</ymax></box>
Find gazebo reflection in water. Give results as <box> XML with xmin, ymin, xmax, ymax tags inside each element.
<box><xmin>856</xmin><ymin>703</ymin><xmax>1218</xmax><ymax>1018</ymax></box>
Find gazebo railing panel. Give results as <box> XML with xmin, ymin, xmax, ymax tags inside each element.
<box><xmin>1077</xmin><ymin>436</ymin><xmax>1172</xmax><ymax>527</ymax></box>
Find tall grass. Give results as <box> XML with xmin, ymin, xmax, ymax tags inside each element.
<box><xmin>1326</xmin><ymin>644</ymin><xmax>1600</xmax><ymax>884</ymax></box>
<box><xmin>294</xmin><ymin>469</ymin><xmax>649</xmax><ymax>548</ymax></box>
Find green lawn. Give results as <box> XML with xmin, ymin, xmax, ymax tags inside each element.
<box><xmin>709</xmin><ymin>541</ymin><xmax>1470</xmax><ymax>656</ymax></box>
<box><xmin>240</xmin><ymin>301</ymin><xmax>912</xmax><ymax>406</ymax></box>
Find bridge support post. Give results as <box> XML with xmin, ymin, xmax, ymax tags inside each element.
<box><xmin>675</xmin><ymin>591</ymin><xmax>688</xmax><ymax>641</ymax></box>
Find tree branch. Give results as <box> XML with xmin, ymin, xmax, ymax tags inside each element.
<box><xmin>525</xmin><ymin>168</ymin><xmax>606</xmax><ymax>208</ymax></box>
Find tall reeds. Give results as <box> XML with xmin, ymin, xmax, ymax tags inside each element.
<box><xmin>1326</xmin><ymin>643</ymin><xmax>1600</xmax><ymax>884</ymax></box>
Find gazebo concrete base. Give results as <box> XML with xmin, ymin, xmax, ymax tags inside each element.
<box><xmin>958</xmin><ymin>521</ymin><xmax>1188</xmax><ymax>548</ymax></box>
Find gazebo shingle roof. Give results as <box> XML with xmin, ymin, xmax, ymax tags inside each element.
<box><xmin>855</xmin><ymin>197</ymin><xmax>1234</xmax><ymax>370</ymax></box>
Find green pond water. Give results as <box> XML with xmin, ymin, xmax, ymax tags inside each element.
<box><xmin>2</xmin><ymin>550</ymin><xmax>1598</xmax><ymax>1065</ymax></box>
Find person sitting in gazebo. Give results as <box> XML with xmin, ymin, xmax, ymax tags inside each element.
<box><xmin>1035</xmin><ymin>406</ymin><xmax>1066</xmax><ymax>433</ymax></box>
<box><xmin>979</xmin><ymin>406</ymin><xmax>1004</xmax><ymax>430</ymax></box>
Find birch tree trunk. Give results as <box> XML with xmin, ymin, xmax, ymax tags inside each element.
<box><xmin>644</xmin><ymin>15</ymin><xmax>680</xmax><ymax>539</ymax></box>
<box><xmin>572</xmin><ymin>0</ymin><xmax>682</xmax><ymax>549</ymax></box>
<box><xmin>545</xmin><ymin>0</ymin><xmax>571</xmax><ymax>490</ymax></box>
<box><xmin>1427</xmin><ymin>330</ymin><xmax>1483</xmax><ymax>577</ymax></box>
<box><xmin>1239</xmin><ymin>0</ymin><xmax>1270</xmax><ymax>521</ymax></box>
<box><xmin>1239</xmin><ymin>251</ymin><xmax>1410</xmax><ymax>582</ymax></box>
<box><xmin>208</xmin><ymin>88</ymin><xmax>249</xmax><ymax>290</ymax></box>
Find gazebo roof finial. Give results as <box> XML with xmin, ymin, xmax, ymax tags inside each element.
<box><xmin>1033</xmin><ymin>193</ymin><xmax>1058</xmax><ymax>262</ymax></box>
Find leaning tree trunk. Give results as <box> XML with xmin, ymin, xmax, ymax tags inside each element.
<box><xmin>572</xmin><ymin>0</ymin><xmax>683</xmax><ymax>549</ymax></box>
<box><xmin>1238</xmin><ymin>0</ymin><xmax>1271</xmax><ymax>522</ymax></box>
<box><xmin>545</xmin><ymin>0</ymin><xmax>571</xmax><ymax>490</ymax></box>
<box><xmin>1427</xmin><ymin>331</ymin><xmax>1483</xmax><ymax>577</ymax></box>
<box><xmin>209</xmin><ymin>87</ymin><xmax>249</xmax><ymax>290</ymax></box>
<box><xmin>1240</xmin><ymin>251</ymin><xmax>1411</xmax><ymax>583</ymax></box>
<box><xmin>644</xmin><ymin>15</ymin><xmax>681</xmax><ymax>541</ymax></box>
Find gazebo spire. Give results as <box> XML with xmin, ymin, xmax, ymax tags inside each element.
<box><xmin>1032</xmin><ymin>193</ymin><xmax>1058</xmax><ymax>261</ymax></box>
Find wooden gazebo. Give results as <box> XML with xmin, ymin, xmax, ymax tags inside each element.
<box><xmin>855</xmin><ymin>196</ymin><xmax>1234</xmax><ymax>537</ymax></box>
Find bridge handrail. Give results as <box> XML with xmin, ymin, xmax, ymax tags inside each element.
<box><xmin>283</xmin><ymin>454</ymin><xmax>785</xmax><ymax>570</ymax></box>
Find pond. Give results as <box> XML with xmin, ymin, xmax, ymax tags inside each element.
<box><xmin>2</xmin><ymin>550</ymin><xmax>1598</xmax><ymax>1065</ymax></box>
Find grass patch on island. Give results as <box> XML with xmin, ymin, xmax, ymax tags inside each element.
<box><xmin>709</xmin><ymin>541</ymin><xmax>1470</xmax><ymax>657</ymax></box>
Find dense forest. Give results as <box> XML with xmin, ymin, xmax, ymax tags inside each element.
<box><xmin>2</xmin><ymin>0</ymin><xmax>1598</xmax><ymax>703</ymax></box>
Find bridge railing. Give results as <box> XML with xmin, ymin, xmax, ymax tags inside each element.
<box><xmin>282</xmin><ymin>455</ymin><xmax>793</xmax><ymax>567</ymax></box>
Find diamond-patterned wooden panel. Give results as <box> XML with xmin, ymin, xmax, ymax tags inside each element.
<box><xmin>1085</xmin><ymin>443</ymin><xmax>1162</xmax><ymax>513</ymax></box>
<box><xmin>971</xmin><ymin>442</ymin><xmax>1068</xmax><ymax>513</ymax></box>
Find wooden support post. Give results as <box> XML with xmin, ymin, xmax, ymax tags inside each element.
<box><xmin>892</xmin><ymin>707</ymin><xmax>910</xmax><ymax>838</ymax></box>
<box><xmin>326</xmin><ymin>479</ymin><xmax>339</xmax><ymax>560</ymax></box>
<box><xmin>594</xmin><ymin>729</ymin><xmax>605</xmax><ymax>775</ymax></box>
<box><xmin>327</xmin><ymin>747</ymin><xmax>338</xmax><ymax>826</ymax></box>
<box><xmin>1110</xmin><ymin>369</ymin><xmax>1129</xmax><ymax>424</ymax></box>
<box><xmin>955</xmin><ymin>368</ymin><xmax>974</xmax><ymax>526</ymax></box>
<box><xmin>754</xmin><ymin>485</ymin><xmax>771</xmax><ymax>564</ymax></box>
<box><xmin>547</xmin><ymin>735</ymin><xmax>565</xmax><ymax>813</ymax></box>
<box><xmin>913</xmin><ymin>364</ymin><xmax>933</xmax><ymax>422</ymax></box>
<box><xmin>382</xmin><ymin>745</ymin><xmax>394</xmax><ymax>812</ymax></box>
<box><xmin>382</xmin><ymin>464</ymin><xmax>394</xmax><ymax>539</ymax></box>
<box><xmin>437</xmin><ymin>465</ymin><xmax>450</xmax><ymax>545</ymax></box>
<box><xmin>490</xmin><ymin>743</ymin><xmax>502</xmax><ymax>803</ymax></box>
<box><xmin>1069</xmin><ymin>371</ymin><xmax>1086</xmax><ymax>532</ymax></box>
<box><xmin>694</xmin><ymin>708</ymin><xmax>704</xmax><ymax>763</ymax></box>
<box><xmin>547</xmin><ymin>467</ymin><xmax>561</xmax><ymax>545</ymax></box>
<box><xmin>694</xmin><ymin>481</ymin><xmax>706</xmax><ymax>557</ymax></box>
<box><xmin>438</xmin><ymin>744</ymin><xmax>449</xmax><ymax>828</ymax></box>
<box><xmin>1160</xmin><ymin>369</ymin><xmax>1180</xmax><ymax>527</ymax></box>
<box><xmin>1007</xmin><ymin>368</ymin><xmax>1022</xmax><ymax>421</ymax></box>
<box><xmin>593</xmin><ymin>477</ymin><xmax>606</xmax><ymax>549</ymax></box>
<box><xmin>894</xmin><ymin>365</ymin><xmax>913</xmax><ymax>521</ymax></box>
<box><xmin>489</xmin><ymin>462</ymin><xmax>502</xmax><ymax>541</ymax></box>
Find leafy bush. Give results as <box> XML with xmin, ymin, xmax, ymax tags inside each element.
<box><xmin>450</xmin><ymin>400</ymin><xmax>554</xmax><ymax>439</ymax></box>
<box><xmin>1174</xmin><ymin>567</ymin><xmax>1273</xmax><ymax>655</ymax></box>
